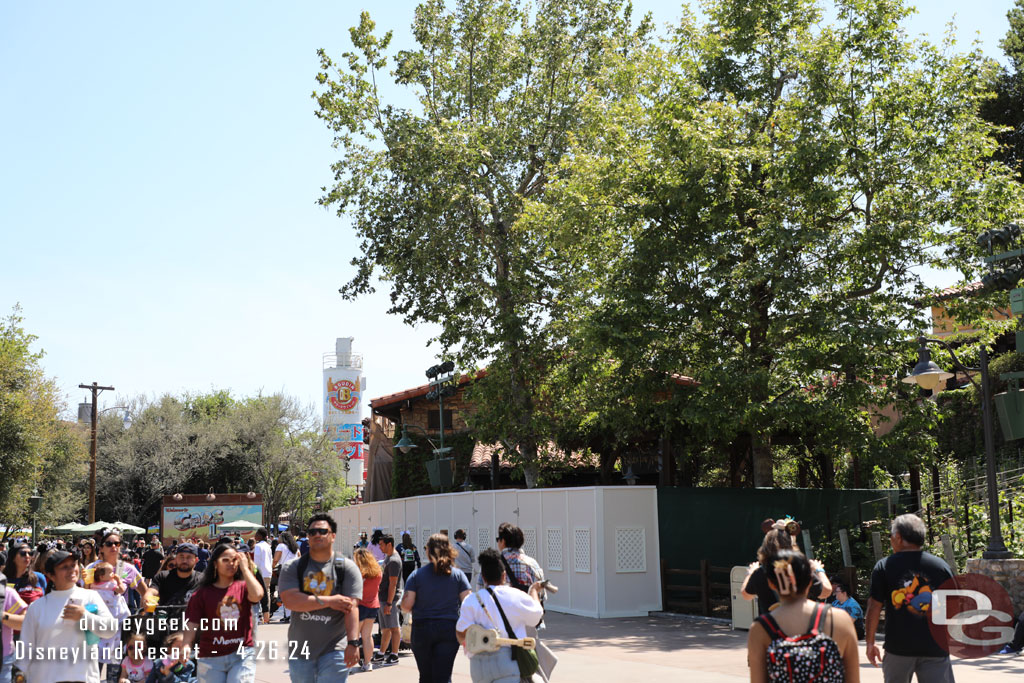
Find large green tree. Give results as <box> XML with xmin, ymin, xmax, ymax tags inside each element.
<box><xmin>314</xmin><ymin>0</ymin><xmax>652</xmax><ymax>487</ymax></box>
<box><xmin>531</xmin><ymin>0</ymin><xmax>1024</xmax><ymax>486</ymax></box>
<box><xmin>0</xmin><ymin>306</ymin><xmax>86</xmax><ymax>540</ymax></box>
<box><xmin>981</xmin><ymin>0</ymin><xmax>1024</xmax><ymax>181</ymax></box>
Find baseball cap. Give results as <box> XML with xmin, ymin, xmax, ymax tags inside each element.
<box><xmin>177</xmin><ymin>543</ymin><xmax>198</xmax><ymax>555</ymax></box>
<box><xmin>45</xmin><ymin>550</ymin><xmax>74</xmax><ymax>574</ymax></box>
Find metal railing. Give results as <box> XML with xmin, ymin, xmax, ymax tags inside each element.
<box><xmin>323</xmin><ymin>353</ymin><xmax>364</xmax><ymax>369</ymax></box>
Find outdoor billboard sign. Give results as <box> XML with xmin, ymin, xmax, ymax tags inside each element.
<box><xmin>160</xmin><ymin>503</ymin><xmax>263</xmax><ymax>543</ymax></box>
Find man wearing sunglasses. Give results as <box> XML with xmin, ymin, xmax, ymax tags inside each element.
<box><xmin>279</xmin><ymin>514</ymin><xmax>363</xmax><ymax>681</ymax></box>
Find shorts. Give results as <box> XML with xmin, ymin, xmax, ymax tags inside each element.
<box><xmin>379</xmin><ymin>599</ymin><xmax>401</xmax><ymax>629</ymax></box>
<box><xmin>359</xmin><ymin>605</ymin><xmax>379</xmax><ymax>621</ymax></box>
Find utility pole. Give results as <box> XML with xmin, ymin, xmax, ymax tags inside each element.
<box><xmin>79</xmin><ymin>382</ymin><xmax>114</xmax><ymax>523</ymax></box>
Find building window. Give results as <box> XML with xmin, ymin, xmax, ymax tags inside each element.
<box><xmin>427</xmin><ymin>410</ymin><xmax>455</xmax><ymax>431</ymax></box>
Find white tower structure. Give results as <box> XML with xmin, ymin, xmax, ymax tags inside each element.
<box><xmin>323</xmin><ymin>337</ymin><xmax>365</xmax><ymax>487</ymax></box>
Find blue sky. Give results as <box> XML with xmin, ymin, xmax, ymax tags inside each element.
<box><xmin>1</xmin><ymin>0</ymin><xmax>1017</xmax><ymax>415</ymax></box>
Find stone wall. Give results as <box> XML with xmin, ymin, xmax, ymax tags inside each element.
<box><xmin>966</xmin><ymin>558</ymin><xmax>1024</xmax><ymax>614</ymax></box>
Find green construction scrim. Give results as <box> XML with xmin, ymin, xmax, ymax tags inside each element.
<box><xmin>658</xmin><ymin>487</ymin><xmax>900</xmax><ymax>574</ymax></box>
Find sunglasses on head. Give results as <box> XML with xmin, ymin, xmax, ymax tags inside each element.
<box><xmin>103</xmin><ymin>541</ymin><xmax>121</xmax><ymax>547</ymax></box>
<box><xmin>307</xmin><ymin>528</ymin><xmax>331</xmax><ymax>536</ymax></box>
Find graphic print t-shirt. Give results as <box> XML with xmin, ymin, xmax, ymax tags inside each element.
<box><xmin>185</xmin><ymin>580</ymin><xmax>255</xmax><ymax>657</ymax></box>
<box><xmin>870</xmin><ymin>550</ymin><xmax>953</xmax><ymax>657</ymax></box>
<box><xmin>152</xmin><ymin>570</ymin><xmax>201</xmax><ymax>606</ymax></box>
<box><xmin>120</xmin><ymin>657</ymin><xmax>153</xmax><ymax>682</ymax></box>
<box><xmin>278</xmin><ymin>554</ymin><xmax>363</xmax><ymax>660</ymax></box>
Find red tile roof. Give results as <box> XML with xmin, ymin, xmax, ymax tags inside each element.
<box><xmin>369</xmin><ymin>370</ymin><xmax>487</xmax><ymax>411</ymax></box>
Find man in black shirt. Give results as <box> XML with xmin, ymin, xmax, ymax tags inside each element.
<box><xmin>143</xmin><ymin>542</ymin><xmax>201</xmax><ymax>607</ymax></box>
<box><xmin>867</xmin><ymin>513</ymin><xmax>954</xmax><ymax>682</ymax></box>
<box><xmin>141</xmin><ymin>539</ymin><xmax>164</xmax><ymax>584</ymax></box>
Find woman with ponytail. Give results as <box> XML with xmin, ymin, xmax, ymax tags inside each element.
<box><xmin>400</xmin><ymin>533</ymin><xmax>472</xmax><ymax>682</ymax></box>
<box><xmin>747</xmin><ymin>550</ymin><xmax>860</xmax><ymax>682</ymax></box>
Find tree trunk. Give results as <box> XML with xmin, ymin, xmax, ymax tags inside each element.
<box><xmin>817</xmin><ymin>450</ymin><xmax>836</xmax><ymax>489</ymax></box>
<box><xmin>729</xmin><ymin>436</ymin><xmax>749</xmax><ymax>487</ymax></box>
<box><xmin>751</xmin><ymin>434</ymin><xmax>773</xmax><ymax>488</ymax></box>
<box><xmin>599</xmin><ymin>452</ymin><xmax>617</xmax><ymax>486</ymax></box>
<box><xmin>909</xmin><ymin>465</ymin><xmax>922</xmax><ymax>511</ymax></box>
<box><xmin>521</xmin><ymin>441</ymin><xmax>540</xmax><ymax>488</ymax></box>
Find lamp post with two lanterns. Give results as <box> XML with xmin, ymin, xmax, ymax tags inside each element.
<box><xmin>395</xmin><ymin>361</ymin><xmax>458</xmax><ymax>490</ymax></box>
<box><xmin>902</xmin><ymin>336</ymin><xmax>1011</xmax><ymax>559</ymax></box>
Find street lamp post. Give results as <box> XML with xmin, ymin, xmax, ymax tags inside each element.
<box><xmin>902</xmin><ymin>336</ymin><xmax>1012</xmax><ymax>559</ymax></box>
<box><xmin>395</xmin><ymin>423</ymin><xmax>455</xmax><ymax>490</ymax></box>
<box><xmin>28</xmin><ymin>492</ymin><xmax>42</xmax><ymax>546</ymax></box>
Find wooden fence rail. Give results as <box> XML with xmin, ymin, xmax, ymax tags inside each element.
<box><xmin>661</xmin><ymin>558</ymin><xmax>732</xmax><ymax>616</ymax></box>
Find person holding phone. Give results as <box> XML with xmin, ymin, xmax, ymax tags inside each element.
<box><xmin>17</xmin><ymin>550</ymin><xmax>118</xmax><ymax>683</ymax></box>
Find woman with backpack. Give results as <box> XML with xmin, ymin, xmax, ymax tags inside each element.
<box><xmin>397</xmin><ymin>532</ymin><xmax>421</xmax><ymax>584</ymax></box>
<box><xmin>747</xmin><ymin>550</ymin><xmax>860</xmax><ymax>682</ymax></box>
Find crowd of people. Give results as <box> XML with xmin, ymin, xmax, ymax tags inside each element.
<box><xmin>0</xmin><ymin>517</ymin><xmax>548</xmax><ymax>683</ymax></box>
<box><xmin>742</xmin><ymin>513</ymin><xmax>957</xmax><ymax>683</ymax></box>
<box><xmin>0</xmin><ymin>509</ymin><xmax>978</xmax><ymax>682</ymax></box>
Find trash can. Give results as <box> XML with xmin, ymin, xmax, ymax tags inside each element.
<box><xmin>730</xmin><ymin>565</ymin><xmax>758</xmax><ymax>630</ymax></box>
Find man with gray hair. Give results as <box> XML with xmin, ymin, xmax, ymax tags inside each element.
<box><xmin>866</xmin><ymin>513</ymin><xmax>954</xmax><ymax>682</ymax></box>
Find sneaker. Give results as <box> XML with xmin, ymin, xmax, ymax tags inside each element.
<box><xmin>999</xmin><ymin>644</ymin><xmax>1020</xmax><ymax>655</ymax></box>
<box><xmin>371</xmin><ymin>652</ymin><xmax>386</xmax><ymax>663</ymax></box>
<box><xmin>384</xmin><ymin>653</ymin><xmax>399</xmax><ymax>665</ymax></box>
<box><xmin>360</xmin><ymin>663</ymin><xmax>373</xmax><ymax>672</ymax></box>
<box><xmin>279</xmin><ymin>616</ymin><xmax>290</xmax><ymax>624</ymax></box>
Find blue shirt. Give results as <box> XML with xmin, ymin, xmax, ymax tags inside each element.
<box><xmin>832</xmin><ymin>595</ymin><xmax>864</xmax><ymax>620</ymax></box>
<box><xmin>404</xmin><ymin>565</ymin><xmax>471</xmax><ymax>620</ymax></box>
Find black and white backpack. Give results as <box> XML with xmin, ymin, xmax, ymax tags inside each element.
<box><xmin>756</xmin><ymin>603</ymin><xmax>844</xmax><ymax>682</ymax></box>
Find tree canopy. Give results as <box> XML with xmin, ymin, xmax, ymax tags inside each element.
<box><xmin>317</xmin><ymin>0</ymin><xmax>1023</xmax><ymax>488</ymax></box>
<box><xmin>95</xmin><ymin>392</ymin><xmax>353</xmax><ymax>530</ymax></box>
<box><xmin>0</xmin><ymin>306</ymin><xmax>86</xmax><ymax>540</ymax></box>
<box><xmin>314</xmin><ymin>0</ymin><xmax>653</xmax><ymax>486</ymax></box>
<box><xmin>532</xmin><ymin>0</ymin><xmax>1024</xmax><ymax>486</ymax></box>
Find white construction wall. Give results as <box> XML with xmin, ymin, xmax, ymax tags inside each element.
<box><xmin>329</xmin><ymin>485</ymin><xmax>661</xmax><ymax>618</ymax></box>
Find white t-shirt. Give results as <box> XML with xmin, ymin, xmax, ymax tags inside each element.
<box><xmin>17</xmin><ymin>586</ymin><xmax>119</xmax><ymax>683</ymax></box>
<box><xmin>276</xmin><ymin>544</ymin><xmax>297</xmax><ymax>568</ymax></box>
<box><xmin>456</xmin><ymin>585</ymin><xmax>544</xmax><ymax>655</ymax></box>
<box><xmin>254</xmin><ymin>540</ymin><xmax>273</xmax><ymax>577</ymax></box>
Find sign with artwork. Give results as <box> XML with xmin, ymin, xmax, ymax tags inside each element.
<box><xmin>161</xmin><ymin>503</ymin><xmax>263</xmax><ymax>543</ymax></box>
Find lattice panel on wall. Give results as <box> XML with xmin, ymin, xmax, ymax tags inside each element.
<box><xmin>546</xmin><ymin>528</ymin><xmax>563</xmax><ymax>572</ymax></box>
<box><xmin>351</xmin><ymin>529</ymin><xmax>360</xmax><ymax>551</ymax></box>
<box><xmin>478</xmin><ymin>527</ymin><xmax>491</xmax><ymax>553</ymax></box>
<box><xmin>407</xmin><ymin>526</ymin><xmax>417</xmax><ymax>547</ymax></box>
<box><xmin>423</xmin><ymin>528</ymin><xmax>432</xmax><ymax>547</ymax></box>
<box><xmin>523</xmin><ymin>528</ymin><xmax>538</xmax><ymax>559</ymax></box>
<box><xmin>615</xmin><ymin>527</ymin><xmax>646</xmax><ymax>573</ymax></box>
<box><xmin>573</xmin><ymin>528</ymin><xmax>591</xmax><ymax>573</ymax></box>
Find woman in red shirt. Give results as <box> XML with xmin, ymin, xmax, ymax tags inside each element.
<box><xmin>354</xmin><ymin>548</ymin><xmax>382</xmax><ymax>672</ymax></box>
<box><xmin>182</xmin><ymin>543</ymin><xmax>264</xmax><ymax>681</ymax></box>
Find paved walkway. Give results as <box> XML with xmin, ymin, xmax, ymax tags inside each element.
<box><xmin>254</xmin><ymin>612</ymin><xmax>1024</xmax><ymax>681</ymax></box>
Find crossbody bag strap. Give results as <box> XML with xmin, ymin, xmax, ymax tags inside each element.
<box><xmin>499</xmin><ymin>554</ymin><xmax>524</xmax><ymax>590</ymax></box>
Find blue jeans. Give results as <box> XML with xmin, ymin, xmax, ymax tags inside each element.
<box><xmin>1</xmin><ymin>653</ymin><xmax>12</xmax><ymax>683</ymax></box>
<box><xmin>196</xmin><ymin>647</ymin><xmax>256</xmax><ymax>683</ymax></box>
<box><xmin>410</xmin><ymin>618</ymin><xmax>460</xmax><ymax>683</ymax></box>
<box><xmin>287</xmin><ymin>649</ymin><xmax>350</xmax><ymax>682</ymax></box>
